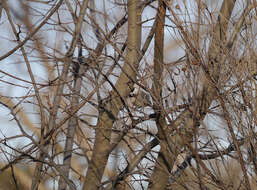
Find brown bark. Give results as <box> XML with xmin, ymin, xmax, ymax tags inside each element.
<box><xmin>82</xmin><ymin>0</ymin><xmax>139</xmax><ymax>189</ymax></box>
<box><xmin>148</xmin><ymin>1</ymin><xmax>169</xmax><ymax>189</ymax></box>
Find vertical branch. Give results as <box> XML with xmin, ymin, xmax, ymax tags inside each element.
<box><xmin>57</xmin><ymin>41</ymin><xmax>84</xmax><ymax>190</ymax></box>
<box><xmin>82</xmin><ymin>0</ymin><xmax>139</xmax><ymax>189</ymax></box>
<box><xmin>31</xmin><ymin>0</ymin><xmax>89</xmax><ymax>189</ymax></box>
<box><xmin>148</xmin><ymin>1</ymin><xmax>169</xmax><ymax>189</ymax></box>
<box><xmin>115</xmin><ymin>2</ymin><xmax>142</xmax><ymax>190</ymax></box>
<box><xmin>136</xmin><ymin>2</ymin><xmax>142</xmax><ymax>60</ymax></box>
<box><xmin>152</xmin><ymin>0</ymin><xmax>165</xmax><ymax>103</ymax></box>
